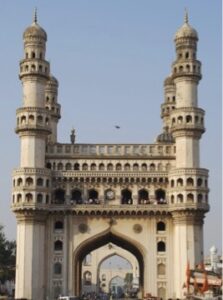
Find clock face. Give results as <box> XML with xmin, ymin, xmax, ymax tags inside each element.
<box><xmin>106</xmin><ymin>190</ymin><xmax>115</xmax><ymax>200</ymax></box>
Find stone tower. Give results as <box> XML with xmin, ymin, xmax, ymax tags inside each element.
<box><xmin>12</xmin><ymin>12</ymin><xmax>209</xmax><ymax>300</ymax></box>
<box><xmin>168</xmin><ymin>12</ymin><xmax>208</xmax><ymax>295</ymax></box>
<box><xmin>13</xmin><ymin>11</ymin><xmax>52</xmax><ymax>300</ymax></box>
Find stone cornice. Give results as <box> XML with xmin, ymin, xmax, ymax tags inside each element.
<box><xmin>169</xmin><ymin>168</ymin><xmax>209</xmax><ymax>176</ymax></box>
<box><xmin>13</xmin><ymin>167</ymin><xmax>52</xmax><ymax>177</ymax></box>
<box><xmin>171</xmin><ymin>209</ymin><xmax>205</xmax><ymax>225</ymax></box>
<box><xmin>11</xmin><ymin>202</ymin><xmax>209</xmax><ymax>217</ymax></box>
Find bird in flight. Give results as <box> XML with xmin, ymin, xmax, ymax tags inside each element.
<box><xmin>115</xmin><ymin>125</ymin><xmax>120</xmax><ymax>129</ymax></box>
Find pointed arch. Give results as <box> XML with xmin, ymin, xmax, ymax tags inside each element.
<box><xmin>73</xmin><ymin>229</ymin><xmax>145</xmax><ymax>296</ymax></box>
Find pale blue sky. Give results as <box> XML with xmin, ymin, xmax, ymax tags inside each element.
<box><xmin>0</xmin><ymin>0</ymin><xmax>221</xmax><ymax>255</ymax></box>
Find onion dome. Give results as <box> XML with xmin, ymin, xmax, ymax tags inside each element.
<box><xmin>46</xmin><ymin>75</ymin><xmax>59</xmax><ymax>87</ymax></box>
<box><xmin>156</xmin><ymin>127</ymin><xmax>174</xmax><ymax>144</ymax></box>
<box><xmin>23</xmin><ymin>9</ymin><xmax>47</xmax><ymax>41</ymax></box>
<box><xmin>210</xmin><ymin>245</ymin><xmax>217</xmax><ymax>254</ymax></box>
<box><xmin>164</xmin><ymin>75</ymin><xmax>174</xmax><ymax>86</ymax></box>
<box><xmin>175</xmin><ymin>10</ymin><xmax>198</xmax><ymax>40</ymax></box>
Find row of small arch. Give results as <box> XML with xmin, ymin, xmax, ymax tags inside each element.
<box><xmin>20</xmin><ymin>63</ymin><xmax>48</xmax><ymax>74</ymax></box>
<box><xmin>173</xmin><ymin>63</ymin><xmax>200</xmax><ymax>74</ymax></box>
<box><xmin>53</xmin><ymin>188</ymin><xmax>166</xmax><ymax>204</ymax></box>
<box><xmin>170</xmin><ymin>177</ymin><xmax>208</xmax><ymax>188</ymax></box>
<box><xmin>45</xmin><ymin>105</ymin><xmax>60</xmax><ymax>114</ymax></box>
<box><xmin>13</xmin><ymin>177</ymin><xmax>49</xmax><ymax>187</ymax></box>
<box><xmin>170</xmin><ymin>193</ymin><xmax>208</xmax><ymax>203</ymax></box>
<box><xmin>12</xmin><ymin>192</ymin><xmax>207</xmax><ymax>205</ymax></box>
<box><xmin>177</xmin><ymin>51</ymin><xmax>196</xmax><ymax>60</ymax></box>
<box><xmin>47</xmin><ymin>161</ymin><xmax>172</xmax><ymax>172</ymax></box>
<box><xmin>171</xmin><ymin>114</ymin><xmax>204</xmax><ymax>126</ymax></box>
<box><xmin>13</xmin><ymin>176</ymin><xmax>207</xmax><ymax>189</ymax></box>
<box><xmin>53</xmin><ymin>176</ymin><xmax>168</xmax><ymax>184</ymax></box>
<box><xmin>12</xmin><ymin>193</ymin><xmax>49</xmax><ymax>204</ymax></box>
<box><xmin>17</xmin><ymin>114</ymin><xmax>49</xmax><ymax>126</ymax></box>
<box><xmin>162</xmin><ymin>105</ymin><xmax>175</xmax><ymax>115</ymax></box>
<box><xmin>25</xmin><ymin>51</ymin><xmax>43</xmax><ymax>60</ymax></box>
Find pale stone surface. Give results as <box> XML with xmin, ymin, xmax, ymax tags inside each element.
<box><xmin>12</xmin><ymin>14</ymin><xmax>209</xmax><ymax>300</ymax></box>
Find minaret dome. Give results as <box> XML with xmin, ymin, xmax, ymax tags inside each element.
<box><xmin>174</xmin><ymin>11</ymin><xmax>198</xmax><ymax>41</ymax></box>
<box><xmin>23</xmin><ymin>9</ymin><xmax>47</xmax><ymax>41</ymax></box>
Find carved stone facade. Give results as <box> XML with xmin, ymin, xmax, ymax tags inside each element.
<box><xmin>12</xmin><ymin>11</ymin><xmax>209</xmax><ymax>300</ymax></box>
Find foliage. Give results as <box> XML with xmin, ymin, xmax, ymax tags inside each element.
<box><xmin>0</xmin><ymin>225</ymin><xmax>16</xmax><ymax>283</ymax></box>
<box><xmin>124</xmin><ymin>272</ymin><xmax>133</xmax><ymax>285</ymax></box>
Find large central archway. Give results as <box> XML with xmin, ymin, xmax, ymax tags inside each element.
<box><xmin>73</xmin><ymin>229</ymin><xmax>145</xmax><ymax>296</ymax></box>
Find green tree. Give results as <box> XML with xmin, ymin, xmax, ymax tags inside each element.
<box><xmin>0</xmin><ymin>225</ymin><xmax>16</xmax><ymax>283</ymax></box>
<box><xmin>124</xmin><ymin>272</ymin><xmax>133</xmax><ymax>290</ymax></box>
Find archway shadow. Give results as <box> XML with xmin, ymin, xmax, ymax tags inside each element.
<box><xmin>73</xmin><ymin>228</ymin><xmax>145</xmax><ymax>296</ymax></box>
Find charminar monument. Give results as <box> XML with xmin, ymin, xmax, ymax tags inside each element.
<box><xmin>12</xmin><ymin>10</ymin><xmax>209</xmax><ymax>300</ymax></box>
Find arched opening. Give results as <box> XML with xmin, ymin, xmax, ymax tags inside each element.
<box><xmin>121</xmin><ymin>189</ymin><xmax>132</xmax><ymax>204</ymax></box>
<box><xmin>54</xmin><ymin>188</ymin><xmax>65</xmax><ymax>204</ymax></box>
<box><xmin>95</xmin><ymin>250</ymin><xmax>138</xmax><ymax>296</ymax></box>
<box><xmin>157</xmin><ymin>221</ymin><xmax>166</xmax><ymax>232</ymax></box>
<box><xmin>91</xmin><ymin>163</ymin><xmax>97</xmax><ymax>171</ymax></box>
<box><xmin>187</xmin><ymin>193</ymin><xmax>194</xmax><ymax>202</ymax></box>
<box><xmin>54</xmin><ymin>221</ymin><xmax>63</xmax><ymax>231</ymax></box>
<box><xmin>197</xmin><ymin>178</ymin><xmax>203</xmax><ymax>186</ymax></box>
<box><xmin>17</xmin><ymin>178</ymin><xmax>23</xmax><ymax>186</ymax></box>
<box><xmin>71</xmin><ymin>189</ymin><xmax>82</xmax><ymax>204</ymax></box>
<box><xmin>83</xmin><ymin>271</ymin><xmax>92</xmax><ymax>285</ymax></box>
<box><xmin>187</xmin><ymin>177</ymin><xmax>194</xmax><ymax>186</ymax></box>
<box><xmin>197</xmin><ymin>194</ymin><xmax>203</xmax><ymax>203</ymax></box>
<box><xmin>37</xmin><ymin>178</ymin><xmax>43</xmax><ymax>186</ymax></box>
<box><xmin>157</xmin><ymin>241</ymin><xmax>166</xmax><ymax>252</ymax></box>
<box><xmin>155</xmin><ymin>189</ymin><xmax>166</xmax><ymax>204</ymax></box>
<box><xmin>88</xmin><ymin>189</ymin><xmax>99</xmax><ymax>204</ymax></box>
<box><xmin>177</xmin><ymin>193</ymin><xmax>183</xmax><ymax>203</ymax></box>
<box><xmin>124</xmin><ymin>163</ymin><xmax>130</xmax><ymax>171</ymax></box>
<box><xmin>54</xmin><ymin>240</ymin><xmax>63</xmax><ymax>251</ymax></box>
<box><xmin>107</xmin><ymin>163</ymin><xmax>113</xmax><ymax>171</ymax></box>
<box><xmin>73</xmin><ymin>230</ymin><xmax>144</xmax><ymax>296</ymax></box>
<box><xmin>109</xmin><ymin>276</ymin><xmax>125</xmax><ymax>298</ymax></box>
<box><xmin>99</xmin><ymin>163</ymin><xmax>105</xmax><ymax>171</ymax></box>
<box><xmin>82</xmin><ymin>163</ymin><xmax>88</xmax><ymax>171</ymax></box>
<box><xmin>133</xmin><ymin>163</ymin><xmax>139</xmax><ymax>171</ymax></box>
<box><xmin>26</xmin><ymin>177</ymin><xmax>33</xmax><ymax>186</ymax></box>
<box><xmin>37</xmin><ymin>193</ymin><xmax>43</xmax><ymax>203</ymax></box>
<box><xmin>57</xmin><ymin>162</ymin><xmax>63</xmax><ymax>171</ymax></box>
<box><xmin>65</xmin><ymin>163</ymin><xmax>72</xmax><ymax>170</ymax></box>
<box><xmin>177</xmin><ymin>178</ymin><xmax>183</xmax><ymax>186</ymax></box>
<box><xmin>141</xmin><ymin>163</ymin><xmax>147</xmax><ymax>171</ymax></box>
<box><xmin>138</xmin><ymin>189</ymin><xmax>149</xmax><ymax>204</ymax></box>
<box><xmin>25</xmin><ymin>193</ymin><xmax>33</xmax><ymax>202</ymax></box>
<box><xmin>74</xmin><ymin>163</ymin><xmax>80</xmax><ymax>170</ymax></box>
<box><xmin>116</xmin><ymin>163</ymin><xmax>122</xmax><ymax>171</ymax></box>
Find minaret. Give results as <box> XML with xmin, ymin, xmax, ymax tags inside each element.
<box><xmin>156</xmin><ymin>75</ymin><xmax>175</xmax><ymax>143</ymax></box>
<box><xmin>45</xmin><ymin>75</ymin><xmax>61</xmax><ymax>143</ymax></box>
<box><xmin>168</xmin><ymin>12</ymin><xmax>209</xmax><ymax>298</ymax></box>
<box><xmin>12</xmin><ymin>11</ymin><xmax>51</xmax><ymax>300</ymax></box>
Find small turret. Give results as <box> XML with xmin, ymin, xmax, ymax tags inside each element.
<box><xmin>45</xmin><ymin>75</ymin><xmax>61</xmax><ymax>143</ymax></box>
<box><xmin>172</xmin><ymin>11</ymin><xmax>201</xmax><ymax>110</ymax></box>
<box><xmin>20</xmin><ymin>9</ymin><xmax>50</xmax><ymax>86</ymax></box>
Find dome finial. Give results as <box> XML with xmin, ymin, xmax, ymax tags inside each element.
<box><xmin>33</xmin><ymin>7</ymin><xmax>37</xmax><ymax>23</ymax></box>
<box><xmin>184</xmin><ymin>8</ymin><xmax>189</xmax><ymax>24</ymax></box>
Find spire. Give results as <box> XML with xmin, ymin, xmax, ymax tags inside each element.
<box><xmin>184</xmin><ymin>8</ymin><xmax>189</xmax><ymax>24</ymax></box>
<box><xmin>33</xmin><ymin>7</ymin><xmax>37</xmax><ymax>23</ymax></box>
